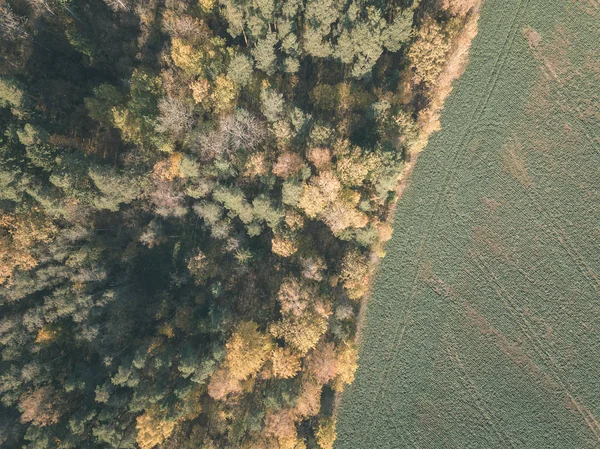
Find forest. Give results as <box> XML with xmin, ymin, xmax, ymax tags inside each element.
<box><xmin>0</xmin><ymin>0</ymin><xmax>477</xmax><ymax>447</ymax></box>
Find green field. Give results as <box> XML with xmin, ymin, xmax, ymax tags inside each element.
<box><xmin>335</xmin><ymin>0</ymin><xmax>600</xmax><ymax>447</ymax></box>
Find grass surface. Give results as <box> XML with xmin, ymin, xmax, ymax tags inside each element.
<box><xmin>335</xmin><ymin>0</ymin><xmax>600</xmax><ymax>447</ymax></box>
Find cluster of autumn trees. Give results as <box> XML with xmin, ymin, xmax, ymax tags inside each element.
<box><xmin>0</xmin><ymin>0</ymin><xmax>479</xmax><ymax>447</ymax></box>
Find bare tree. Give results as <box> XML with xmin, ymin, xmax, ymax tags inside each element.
<box><xmin>150</xmin><ymin>180</ymin><xmax>187</xmax><ymax>217</ymax></box>
<box><xmin>440</xmin><ymin>0</ymin><xmax>479</xmax><ymax>16</ymax></box>
<box><xmin>190</xmin><ymin>109</ymin><xmax>266</xmax><ymax>161</ymax></box>
<box><xmin>19</xmin><ymin>386</ymin><xmax>65</xmax><ymax>427</ymax></box>
<box><xmin>103</xmin><ymin>0</ymin><xmax>132</xmax><ymax>12</ymax></box>
<box><xmin>220</xmin><ymin>109</ymin><xmax>266</xmax><ymax>152</ymax></box>
<box><xmin>156</xmin><ymin>97</ymin><xmax>194</xmax><ymax>137</ymax></box>
<box><xmin>0</xmin><ymin>5</ymin><xmax>28</xmax><ymax>40</ymax></box>
<box><xmin>162</xmin><ymin>12</ymin><xmax>210</xmax><ymax>43</ymax></box>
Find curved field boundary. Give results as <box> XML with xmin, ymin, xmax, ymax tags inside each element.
<box><xmin>335</xmin><ymin>0</ymin><xmax>600</xmax><ymax>447</ymax></box>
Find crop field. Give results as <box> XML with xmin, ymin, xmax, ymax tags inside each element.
<box><xmin>335</xmin><ymin>0</ymin><xmax>600</xmax><ymax>447</ymax></box>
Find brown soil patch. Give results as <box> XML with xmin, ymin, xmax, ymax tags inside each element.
<box><xmin>464</xmin><ymin>305</ymin><xmax>559</xmax><ymax>390</ymax></box>
<box><xmin>472</xmin><ymin>225</ymin><xmax>512</xmax><ymax>260</ymax></box>
<box><xmin>522</xmin><ymin>26</ymin><xmax>542</xmax><ymax>49</ymax></box>
<box><xmin>574</xmin><ymin>0</ymin><xmax>600</xmax><ymax>16</ymax></box>
<box><xmin>540</xmin><ymin>25</ymin><xmax>573</xmax><ymax>84</ymax></box>
<box><xmin>502</xmin><ymin>141</ymin><xmax>534</xmax><ymax>187</ymax></box>
<box><xmin>481</xmin><ymin>197</ymin><xmax>502</xmax><ymax>210</ymax></box>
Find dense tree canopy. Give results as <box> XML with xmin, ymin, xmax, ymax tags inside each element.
<box><xmin>0</xmin><ymin>0</ymin><xmax>478</xmax><ymax>447</ymax></box>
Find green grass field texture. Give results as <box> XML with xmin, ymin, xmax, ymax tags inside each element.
<box><xmin>335</xmin><ymin>0</ymin><xmax>600</xmax><ymax>447</ymax></box>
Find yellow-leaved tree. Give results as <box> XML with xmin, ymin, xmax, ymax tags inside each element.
<box><xmin>270</xmin><ymin>347</ymin><xmax>301</xmax><ymax>379</ymax></box>
<box><xmin>407</xmin><ymin>17</ymin><xmax>452</xmax><ymax>86</ymax></box>
<box><xmin>208</xmin><ymin>321</ymin><xmax>274</xmax><ymax>400</ymax></box>
<box><xmin>340</xmin><ymin>249</ymin><xmax>373</xmax><ymax>301</ymax></box>
<box><xmin>298</xmin><ymin>170</ymin><xmax>368</xmax><ymax>235</ymax></box>
<box><xmin>226</xmin><ymin>321</ymin><xmax>274</xmax><ymax>381</ymax></box>
<box><xmin>136</xmin><ymin>407</ymin><xmax>177</xmax><ymax>449</ymax></box>
<box><xmin>210</xmin><ymin>75</ymin><xmax>237</xmax><ymax>115</ymax></box>
<box><xmin>333</xmin><ymin>343</ymin><xmax>359</xmax><ymax>391</ymax></box>
<box><xmin>315</xmin><ymin>418</ymin><xmax>337</xmax><ymax>449</ymax></box>
<box><xmin>270</xmin><ymin>310</ymin><xmax>329</xmax><ymax>355</ymax></box>
<box><xmin>0</xmin><ymin>211</ymin><xmax>56</xmax><ymax>285</ymax></box>
<box><xmin>170</xmin><ymin>37</ymin><xmax>204</xmax><ymax>74</ymax></box>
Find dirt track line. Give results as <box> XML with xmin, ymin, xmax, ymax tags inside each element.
<box><xmin>465</xmin><ymin>247</ymin><xmax>600</xmax><ymax>443</ymax></box>
<box><xmin>523</xmin><ymin>187</ymin><xmax>600</xmax><ymax>294</ymax></box>
<box><xmin>441</xmin><ymin>0</ymin><xmax>531</xmax><ymax>218</ymax></box>
<box><xmin>533</xmin><ymin>48</ymin><xmax>600</xmax><ymax>155</ymax></box>
<box><xmin>360</xmin><ymin>311</ymin><xmax>412</xmax><ymax>447</ymax></box>
<box><xmin>495</xmin><ymin>137</ymin><xmax>600</xmax><ymax>295</ymax></box>
<box><xmin>440</xmin><ymin>233</ymin><xmax>600</xmax><ymax>443</ymax></box>
<box><xmin>449</xmin><ymin>128</ymin><xmax>600</xmax><ymax>296</ymax></box>
<box><xmin>361</xmin><ymin>0</ymin><xmax>530</xmax><ymax>442</ymax></box>
<box><xmin>444</xmin><ymin>338</ymin><xmax>519</xmax><ymax>449</ymax></box>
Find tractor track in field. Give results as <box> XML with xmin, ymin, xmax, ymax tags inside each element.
<box><xmin>358</xmin><ymin>1</ymin><xmax>531</xmax><ymax>444</ymax></box>
<box><xmin>440</xmin><ymin>232</ymin><xmax>600</xmax><ymax>444</ymax></box>
<box><xmin>336</xmin><ymin>0</ymin><xmax>600</xmax><ymax>447</ymax></box>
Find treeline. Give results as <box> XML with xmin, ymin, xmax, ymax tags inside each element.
<box><xmin>0</xmin><ymin>0</ymin><xmax>478</xmax><ymax>448</ymax></box>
